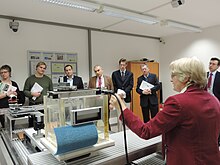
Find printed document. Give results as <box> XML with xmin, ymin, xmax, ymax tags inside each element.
<box><xmin>140</xmin><ymin>80</ymin><xmax>154</xmax><ymax>90</ymax></box>
<box><xmin>31</xmin><ymin>82</ymin><xmax>43</xmax><ymax>100</ymax></box>
<box><xmin>0</xmin><ymin>82</ymin><xmax>17</xmax><ymax>93</ymax></box>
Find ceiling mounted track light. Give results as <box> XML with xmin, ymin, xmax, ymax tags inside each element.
<box><xmin>101</xmin><ymin>6</ymin><xmax>159</xmax><ymax>25</ymax></box>
<box><xmin>41</xmin><ymin>0</ymin><xmax>98</xmax><ymax>12</ymax></box>
<box><xmin>40</xmin><ymin>0</ymin><xmax>201</xmax><ymax>33</ymax></box>
<box><xmin>161</xmin><ymin>20</ymin><xmax>202</xmax><ymax>32</ymax></box>
<box><xmin>40</xmin><ymin>0</ymin><xmax>159</xmax><ymax>25</ymax></box>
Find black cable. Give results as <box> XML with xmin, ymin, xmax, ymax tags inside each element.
<box><xmin>112</xmin><ymin>93</ymin><xmax>138</xmax><ymax>165</ymax></box>
<box><xmin>101</xmin><ymin>90</ymin><xmax>138</xmax><ymax>165</ymax></box>
<box><xmin>112</xmin><ymin>93</ymin><xmax>130</xmax><ymax>164</ymax></box>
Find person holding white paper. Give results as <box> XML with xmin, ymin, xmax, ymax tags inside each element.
<box><xmin>109</xmin><ymin>57</ymin><xmax>220</xmax><ymax>165</ymax></box>
<box><xmin>23</xmin><ymin>61</ymin><xmax>53</xmax><ymax>106</ymax></box>
<box><xmin>0</xmin><ymin>65</ymin><xmax>24</xmax><ymax>128</ymax></box>
<box><xmin>24</xmin><ymin>62</ymin><xmax>53</xmax><ymax>127</ymax></box>
<box><xmin>136</xmin><ymin>64</ymin><xmax>160</xmax><ymax>123</ymax></box>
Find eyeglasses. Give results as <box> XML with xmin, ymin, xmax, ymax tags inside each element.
<box><xmin>94</xmin><ymin>69</ymin><xmax>100</xmax><ymax>73</ymax></box>
<box><xmin>171</xmin><ymin>73</ymin><xmax>176</xmax><ymax>78</ymax></box>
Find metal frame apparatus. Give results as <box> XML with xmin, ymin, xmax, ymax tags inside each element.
<box><xmin>28</xmin><ymin>130</ymin><xmax>162</xmax><ymax>165</ymax></box>
<box><xmin>41</xmin><ymin>90</ymin><xmax>114</xmax><ymax>161</ymax></box>
<box><xmin>0</xmin><ymin>89</ymin><xmax>163</xmax><ymax>165</ymax></box>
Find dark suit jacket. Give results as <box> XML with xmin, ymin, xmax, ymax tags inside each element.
<box><xmin>112</xmin><ymin>70</ymin><xmax>133</xmax><ymax>103</ymax></box>
<box><xmin>211</xmin><ymin>71</ymin><xmax>220</xmax><ymax>101</ymax></box>
<box><xmin>121</xmin><ymin>86</ymin><xmax>220</xmax><ymax>165</ymax></box>
<box><xmin>136</xmin><ymin>73</ymin><xmax>160</xmax><ymax>107</ymax></box>
<box><xmin>62</xmin><ymin>76</ymin><xmax>84</xmax><ymax>89</ymax></box>
<box><xmin>88</xmin><ymin>75</ymin><xmax>114</xmax><ymax>91</ymax></box>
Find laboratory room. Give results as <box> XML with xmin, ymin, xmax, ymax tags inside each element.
<box><xmin>0</xmin><ymin>0</ymin><xmax>220</xmax><ymax>165</ymax></box>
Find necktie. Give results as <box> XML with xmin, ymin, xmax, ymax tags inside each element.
<box><xmin>121</xmin><ymin>72</ymin><xmax>125</xmax><ymax>81</ymax></box>
<box><xmin>207</xmin><ymin>73</ymin><xmax>213</xmax><ymax>89</ymax></box>
<box><xmin>98</xmin><ymin>77</ymin><xmax>102</xmax><ymax>88</ymax></box>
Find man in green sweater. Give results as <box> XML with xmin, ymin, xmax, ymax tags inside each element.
<box><xmin>24</xmin><ymin>61</ymin><xmax>53</xmax><ymax>105</ymax></box>
<box><xmin>23</xmin><ymin>61</ymin><xmax>53</xmax><ymax>127</ymax></box>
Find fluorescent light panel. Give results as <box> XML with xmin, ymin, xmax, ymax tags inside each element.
<box><xmin>42</xmin><ymin>0</ymin><xmax>98</xmax><ymax>12</ymax></box>
<box><xmin>41</xmin><ymin>0</ymin><xmax>159</xmax><ymax>25</ymax></box>
<box><xmin>166</xmin><ymin>20</ymin><xmax>202</xmax><ymax>32</ymax></box>
<box><xmin>103</xmin><ymin>7</ymin><xmax>159</xmax><ymax>25</ymax></box>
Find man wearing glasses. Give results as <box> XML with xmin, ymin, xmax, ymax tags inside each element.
<box><xmin>88</xmin><ymin>65</ymin><xmax>113</xmax><ymax>91</ymax></box>
<box><xmin>89</xmin><ymin>65</ymin><xmax>113</xmax><ymax>130</ymax></box>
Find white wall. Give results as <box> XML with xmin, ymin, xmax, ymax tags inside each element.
<box><xmin>0</xmin><ymin>18</ymin><xmax>160</xmax><ymax>90</ymax></box>
<box><xmin>91</xmin><ymin>31</ymin><xmax>160</xmax><ymax>77</ymax></box>
<box><xmin>160</xmin><ymin>25</ymin><xmax>220</xmax><ymax>101</ymax></box>
<box><xmin>5</xmin><ymin>17</ymin><xmax>220</xmax><ymax>103</ymax></box>
<box><xmin>0</xmin><ymin>19</ymin><xmax>89</xmax><ymax>89</ymax></box>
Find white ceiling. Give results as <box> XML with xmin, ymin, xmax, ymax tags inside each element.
<box><xmin>1</xmin><ymin>0</ymin><xmax>220</xmax><ymax>38</ymax></box>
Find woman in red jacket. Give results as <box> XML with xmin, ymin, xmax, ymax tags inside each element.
<box><xmin>110</xmin><ymin>57</ymin><xmax>220</xmax><ymax>165</ymax></box>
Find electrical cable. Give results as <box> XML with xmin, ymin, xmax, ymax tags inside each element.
<box><xmin>104</xmin><ymin>91</ymin><xmax>137</xmax><ymax>165</ymax></box>
<box><xmin>102</xmin><ymin>89</ymin><xmax>138</xmax><ymax>165</ymax></box>
<box><xmin>112</xmin><ymin>93</ymin><xmax>130</xmax><ymax>164</ymax></box>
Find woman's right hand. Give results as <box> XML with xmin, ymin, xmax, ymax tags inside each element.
<box><xmin>109</xmin><ymin>94</ymin><xmax>127</xmax><ymax>111</ymax></box>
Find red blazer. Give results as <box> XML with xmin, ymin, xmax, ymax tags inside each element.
<box><xmin>121</xmin><ymin>85</ymin><xmax>220</xmax><ymax>165</ymax></box>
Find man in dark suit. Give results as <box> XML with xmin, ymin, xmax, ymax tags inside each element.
<box><xmin>112</xmin><ymin>58</ymin><xmax>133</xmax><ymax>105</ymax></box>
<box><xmin>207</xmin><ymin>57</ymin><xmax>220</xmax><ymax>146</ymax></box>
<box><xmin>60</xmin><ymin>64</ymin><xmax>84</xmax><ymax>89</ymax></box>
<box><xmin>136</xmin><ymin>64</ymin><xmax>160</xmax><ymax>123</ymax></box>
<box><xmin>207</xmin><ymin>57</ymin><xmax>220</xmax><ymax>101</ymax></box>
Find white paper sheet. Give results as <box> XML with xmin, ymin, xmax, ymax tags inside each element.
<box><xmin>0</xmin><ymin>83</ymin><xmax>17</xmax><ymax>92</ymax></box>
<box><xmin>117</xmin><ymin>89</ymin><xmax>126</xmax><ymax>98</ymax></box>
<box><xmin>139</xmin><ymin>80</ymin><xmax>154</xmax><ymax>90</ymax></box>
<box><xmin>31</xmin><ymin>82</ymin><xmax>43</xmax><ymax>100</ymax></box>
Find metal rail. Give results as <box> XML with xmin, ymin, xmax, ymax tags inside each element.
<box><xmin>28</xmin><ymin>130</ymin><xmax>162</xmax><ymax>165</ymax></box>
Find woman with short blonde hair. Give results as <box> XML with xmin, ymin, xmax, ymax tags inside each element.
<box><xmin>169</xmin><ymin>57</ymin><xmax>207</xmax><ymax>89</ymax></box>
<box><xmin>110</xmin><ymin>56</ymin><xmax>220</xmax><ymax>165</ymax></box>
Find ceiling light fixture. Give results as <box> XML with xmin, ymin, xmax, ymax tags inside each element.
<box><xmin>163</xmin><ymin>20</ymin><xmax>202</xmax><ymax>32</ymax></box>
<box><xmin>101</xmin><ymin>6</ymin><xmax>159</xmax><ymax>25</ymax></box>
<box><xmin>40</xmin><ymin>0</ymin><xmax>159</xmax><ymax>25</ymax></box>
<box><xmin>41</xmin><ymin>0</ymin><xmax>98</xmax><ymax>12</ymax></box>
